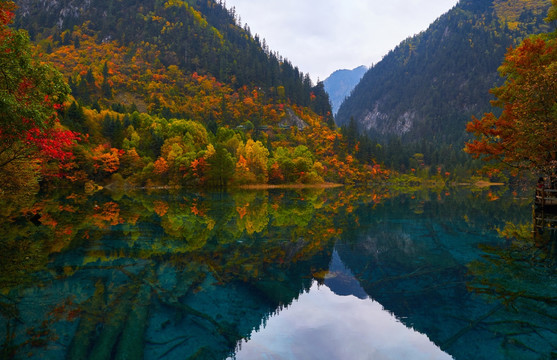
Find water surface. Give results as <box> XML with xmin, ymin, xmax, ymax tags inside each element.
<box><xmin>1</xmin><ymin>187</ymin><xmax>555</xmax><ymax>359</ymax></box>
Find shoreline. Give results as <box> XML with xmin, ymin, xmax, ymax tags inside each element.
<box><xmin>95</xmin><ymin>180</ymin><xmax>505</xmax><ymax>192</ymax></box>
<box><xmin>98</xmin><ymin>182</ymin><xmax>344</xmax><ymax>192</ymax></box>
<box><xmin>237</xmin><ymin>183</ymin><xmax>343</xmax><ymax>190</ymax></box>
<box><xmin>459</xmin><ymin>181</ymin><xmax>506</xmax><ymax>188</ymax></box>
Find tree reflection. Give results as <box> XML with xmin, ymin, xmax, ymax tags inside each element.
<box><xmin>326</xmin><ymin>188</ymin><xmax>556</xmax><ymax>360</ymax></box>
<box><xmin>0</xmin><ymin>187</ymin><xmax>379</xmax><ymax>359</ymax></box>
<box><xmin>466</xmin><ymin>208</ymin><xmax>557</xmax><ymax>358</ymax></box>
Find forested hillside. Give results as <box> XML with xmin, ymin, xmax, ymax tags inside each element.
<box><xmin>1</xmin><ymin>0</ymin><xmax>384</xmax><ymax>194</ymax></box>
<box><xmin>336</xmin><ymin>0</ymin><xmax>553</xmax><ymax>174</ymax></box>
<box><xmin>16</xmin><ymin>0</ymin><xmax>316</xmax><ymax>105</ymax></box>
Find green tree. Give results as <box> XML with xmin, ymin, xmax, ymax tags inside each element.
<box><xmin>62</xmin><ymin>101</ymin><xmax>88</xmax><ymax>133</ymax></box>
<box><xmin>101</xmin><ymin>77</ymin><xmax>112</xmax><ymax>98</ymax></box>
<box><xmin>342</xmin><ymin>117</ymin><xmax>358</xmax><ymax>150</ymax></box>
<box><xmin>206</xmin><ymin>144</ymin><xmax>235</xmax><ymax>187</ymax></box>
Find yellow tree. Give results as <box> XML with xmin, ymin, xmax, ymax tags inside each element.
<box><xmin>236</xmin><ymin>139</ymin><xmax>269</xmax><ymax>184</ymax></box>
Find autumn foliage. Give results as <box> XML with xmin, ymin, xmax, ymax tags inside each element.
<box><xmin>465</xmin><ymin>32</ymin><xmax>557</xmax><ymax>175</ymax></box>
<box><xmin>0</xmin><ymin>1</ymin><xmax>79</xmax><ymax>191</ymax></box>
<box><xmin>32</xmin><ymin>24</ymin><xmax>388</xmax><ymax>188</ymax></box>
<box><xmin>1</xmin><ymin>0</ymin><xmax>391</xmax><ymax>194</ymax></box>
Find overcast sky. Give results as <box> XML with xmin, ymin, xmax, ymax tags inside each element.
<box><xmin>225</xmin><ymin>0</ymin><xmax>460</xmax><ymax>82</ymax></box>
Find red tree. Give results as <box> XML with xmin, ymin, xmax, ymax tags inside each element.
<box><xmin>0</xmin><ymin>1</ymin><xmax>79</xmax><ymax>183</ymax></box>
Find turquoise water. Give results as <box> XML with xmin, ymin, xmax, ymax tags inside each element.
<box><xmin>0</xmin><ymin>187</ymin><xmax>555</xmax><ymax>359</ymax></box>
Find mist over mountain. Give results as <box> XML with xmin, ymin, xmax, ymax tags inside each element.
<box><xmin>336</xmin><ymin>0</ymin><xmax>554</xmax><ymax>170</ymax></box>
<box><xmin>323</xmin><ymin>65</ymin><xmax>367</xmax><ymax>116</ymax></box>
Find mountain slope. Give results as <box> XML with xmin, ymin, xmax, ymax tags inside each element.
<box><xmin>7</xmin><ymin>0</ymin><xmax>382</xmax><ymax>189</ymax></box>
<box><xmin>336</xmin><ymin>0</ymin><xmax>553</xmax><ymax>170</ymax></box>
<box><xmin>323</xmin><ymin>65</ymin><xmax>367</xmax><ymax>116</ymax></box>
<box><xmin>14</xmin><ymin>0</ymin><xmax>329</xmax><ymax>114</ymax></box>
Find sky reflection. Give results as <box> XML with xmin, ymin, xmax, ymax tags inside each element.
<box><xmin>231</xmin><ymin>280</ymin><xmax>453</xmax><ymax>360</ymax></box>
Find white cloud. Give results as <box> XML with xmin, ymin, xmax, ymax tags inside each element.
<box><xmin>225</xmin><ymin>0</ymin><xmax>458</xmax><ymax>82</ymax></box>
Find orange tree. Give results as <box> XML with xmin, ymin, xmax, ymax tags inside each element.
<box><xmin>465</xmin><ymin>1</ymin><xmax>557</xmax><ymax>176</ymax></box>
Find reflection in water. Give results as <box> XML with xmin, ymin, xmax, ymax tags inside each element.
<box><xmin>0</xmin><ymin>188</ymin><xmax>354</xmax><ymax>359</ymax></box>
<box><xmin>533</xmin><ymin>207</ymin><xmax>557</xmax><ymax>255</ymax></box>
<box><xmin>464</xmin><ymin>207</ymin><xmax>557</xmax><ymax>360</ymax></box>
<box><xmin>0</xmin><ymin>187</ymin><xmax>555</xmax><ymax>359</ymax></box>
<box><xmin>323</xmin><ymin>250</ymin><xmax>368</xmax><ymax>299</ymax></box>
<box><xmin>334</xmin><ymin>191</ymin><xmax>556</xmax><ymax>360</ymax></box>
<box><xmin>232</xmin><ymin>282</ymin><xmax>452</xmax><ymax>360</ymax></box>
<box><xmin>233</xmin><ymin>248</ymin><xmax>452</xmax><ymax>359</ymax></box>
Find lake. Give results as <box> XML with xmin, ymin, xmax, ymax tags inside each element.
<box><xmin>1</xmin><ymin>186</ymin><xmax>555</xmax><ymax>359</ymax></box>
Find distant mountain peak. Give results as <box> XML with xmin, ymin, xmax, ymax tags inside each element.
<box><xmin>323</xmin><ymin>65</ymin><xmax>367</xmax><ymax>116</ymax></box>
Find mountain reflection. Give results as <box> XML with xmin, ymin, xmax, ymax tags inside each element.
<box><xmin>331</xmin><ymin>190</ymin><xmax>555</xmax><ymax>360</ymax></box>
<box><xmin>1</xmin><ymin>187</ymin><xmax>554</xmax><ymax>360</ymax></box>
<box><xmin>323</xmin><ymin>250</ymin><xmax>368</xmax><ymax>299</ymax></box>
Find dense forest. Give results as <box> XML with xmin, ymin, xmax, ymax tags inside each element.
<box><xmin>336</xmin><ymin>0</ymin><xmax>554</xmax><ymax>174</ymax></box>
<box><xmin>3</xmin><ymin>0</ymin><xmax>557</xmax><ymax>197</ymax></box>
<box><xmin>16</xmin><ymin>0</ymin><xmax>322</xmax><ymax>109</ymax></box>
<box><xmin>1</xmin><ymin>0</ymin><xmax>387</xmax><ymax>197</ymax></box>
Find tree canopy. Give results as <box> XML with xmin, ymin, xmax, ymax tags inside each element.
<box><xmin>465</xmin><ymin>1</ymin><xmax>557</xmax><ymax>176</ymax></box>
<box><xmin>0</xmin><ymin>1</ymin><xmax>77</xmax><ymax>171</ymax></box>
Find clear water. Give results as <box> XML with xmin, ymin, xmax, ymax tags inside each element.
<box><xmin>0</xmin><ymin>187</ymin><xmax>555</xmax><ymax>359</ymax></box>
